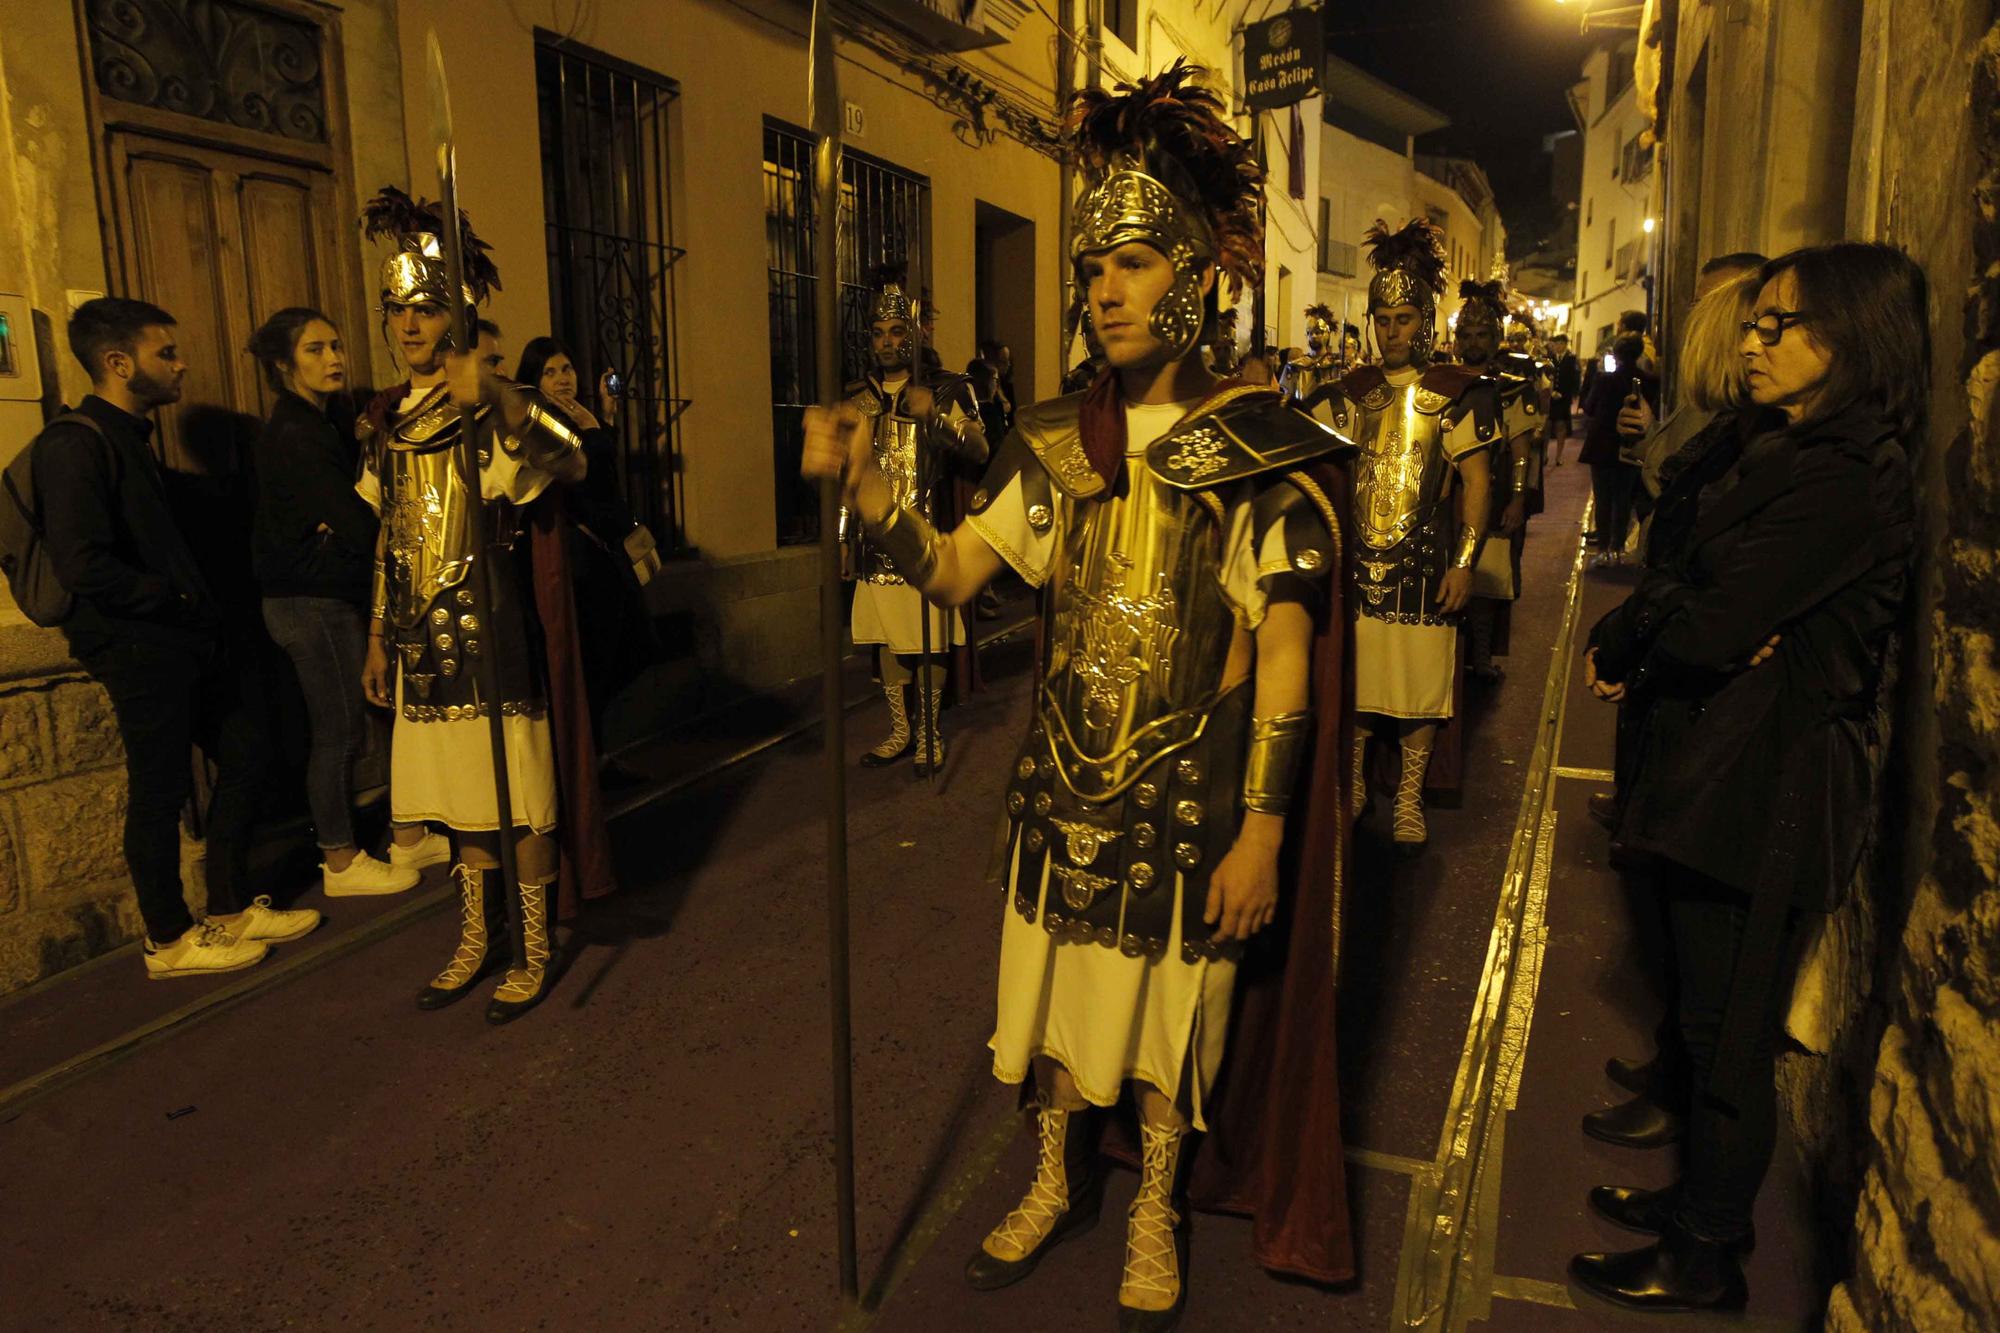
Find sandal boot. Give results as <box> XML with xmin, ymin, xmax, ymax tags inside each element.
<box><xmin>486</xmin><ymin>879</ymin><xmax>552</xmax><ymax>1024</ymax></box>
<box><xmin>416</xmin><ymin>865</ymin><xmax>503</xmax><ymax>1010</ymax></box>
<box><xmin>913</xmin><ymin>685</ymin><xmax>946</xmax><ymax>777</ymax></box>
<box><xmin>1350</xmin><ymin>734</ymin><xmax>1372</xmax><ymax>821</ymax></box>
<box><xmin>1117</xmin><ymin>1121</ymin><xmax>1191</xmax><ymax>1332</ymax></box>
<box><xmin>860</xmin><ymin>684</ymin><xmax>912</xmax><ymax>767</ymax></box>
<box><xmin>1393</xmin><ymin>742</ymin><xmax>1432</xmax><ymax>857</ymax></box>
<box><xmin>965</xmin><ymin>1100</ymin><xmax>1103</xmax><ymax>1290</ymax></box>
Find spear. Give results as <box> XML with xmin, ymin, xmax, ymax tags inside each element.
<box><xmin>809</xmin><ymin>0</ymin><xmax>860</xmax><ymax>1305</ymax></box>
<box><xmin>427</xmin><ymin>32</ymin><xmax>526</xmax><ymax>971</ymax></box>
<box><xmin>909</xmin><ymin>281</ymin><xmax>936</xmax><ymax>789</ymax></box>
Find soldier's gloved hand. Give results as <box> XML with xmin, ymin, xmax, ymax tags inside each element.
<box><xmin>801</xmin><ymin>404</ymin><xmax>871</xmax><ymax>499</ymax></box>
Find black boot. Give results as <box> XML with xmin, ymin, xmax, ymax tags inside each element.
<box><xmin>1604</xmin><ymin>1053</ymin><xmax>1655</xmax><ymax>1095</ymax></box>
<box><xmin>1582</xmin><ymin>1092</ymin><xmax>1683</xmax><ymax>1149</ymax></box>
<box><xmin>965</xmin><ymin>1101</ymin><xmax>1103</xmax><ymax>1291</ymax></box>
<box><xmin>485</xmin><ymin>879</ymin><xmax>552</xmax><ymax>1025</ymax></box>
<box><xmin>1570</xmin><ymin>1217</ymin><xmax>1749</xmax><ymax>1313</ymax></box>
<box><xmin>1590</xmin><ymin>1185</ymin><xmax>1756</xmax><ymax>1253</ymax></box>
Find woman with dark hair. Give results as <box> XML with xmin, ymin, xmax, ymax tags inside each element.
<box><xmin>249</xmin><ymin>308</ymin><xmax>425</xmax><ymax>895</ymax></box>
<box><xmin>515</xmin><ymin>337</ymin><xmax>660</xmax><ymax>744</ymax></box>
<box><xmin>1571</xmin><ymin>242</ymin><xmax>1925</xmax><ymax>1313</ymax></box>
<box><xmin>1579</xmin><ymin>333</ymin><xmax>1657</xmax><ymax>562</ymax></box>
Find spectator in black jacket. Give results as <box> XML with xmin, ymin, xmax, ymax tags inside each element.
<box><xmin>1571</xmin><ymin>243</ymin><xmax>1926</xmax><ymax>1313</ymax></box>
<box><xmin>39</xmin><ymin>298</ymin><xmax>318</xmax><ymax>979</ymax></box>
<box><xmin>1545</xmin><ymin>333</ymin><xmax>1580</xmax><ymax>462</ymax></box>
<box><xmin>1579</xmin><ymin>334</ymin><xmax>1659</xmax><ymax>562</ymax></box>
<box><xmin>249</xmin><ymin>308</ymin><xmax>420</xmax><ymax>897</ymax></box>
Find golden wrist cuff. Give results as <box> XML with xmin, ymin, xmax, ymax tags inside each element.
<box><xmin>867</xmin><ymin>502</ymin><xmax>945</xmax><ymax>584</ymax></box>
<box><xmin>1452</xmin><ymin>523</ymin><xmax>1481</xmax><ymax>569</ymax></box>
<box><xmin>1242</xmin><ymin>710</ymin><xmax>1313</xmax><ymax>814</ymax></box>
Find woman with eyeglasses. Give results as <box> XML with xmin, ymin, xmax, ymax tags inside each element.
<box><xmin>1571</xmin><ymin>243</ymin><xmax>1924</xmax><ymax>1313</ymax></box>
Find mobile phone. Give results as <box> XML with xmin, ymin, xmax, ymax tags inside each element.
<box><xmin>1601</xmin><ymin>350</ymin><xmax>1617</xmax><ymax>374</ymax></box>
<box><xmin>604</xmin><ymin>369</ymin><xmax>623</xmax><ymax>397</ymax></box>
<box><xmin>1628</xmin><ymin>374</ymin><xmax>1643</xmax><ymax>399</ymax></box>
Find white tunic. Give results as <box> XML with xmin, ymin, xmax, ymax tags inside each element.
<box><xmin>968</xmin><ymin>399</ymin><xmax>1278</xmax><ymax>1128</ymax></box>
<box><xmin>359</xmin><ymin>388</ymin><xmax>561</xmax><ymax>833</ymax></box>
<box><xmin>849</xmin><ymin>371</ymin><xmax>969</xmax><ymax>655</ymax></box>
<box><xmin>1349</xmin><ymin>367</ymin><xmax>1486</xmax><ymax>721</ymax></box>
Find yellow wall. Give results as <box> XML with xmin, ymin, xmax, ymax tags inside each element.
<box><xmin>396</xmin><ymin>0</ymin><xmax>1064</xmax><ymax>559</ymax></box>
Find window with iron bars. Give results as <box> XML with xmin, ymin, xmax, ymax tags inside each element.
<box><xmin>765</xmin><ymin>120</ymin><xmax>930</xmax><ymax>546</ymax></box>
<box><xmin>534</xmin><ymin>32</ymin><xmax>690</xmax><ymax>549</ymax></box>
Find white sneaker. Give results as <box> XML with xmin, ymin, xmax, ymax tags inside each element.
<box><xmin>212</xmin><ymin>894</ymin><xmax>323</xmax><ymax>943</ymax></box>
<box><xmin>389</xmin><ymin>830</ymin><xmax>452</xmax><ymax>873</ymax></box>
<box><xmin>324</xmin><ymin>851</ymin><xmax>422</xmax><ymax>897</ymax></box>
<box><xmin>144</xmin><ymin>921</ymin><xmax>269</xmax><ymax>980</ymax></box>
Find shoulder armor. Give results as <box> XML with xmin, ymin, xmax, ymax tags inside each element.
<box><xmin>1418</xmin><ymin>365</ymin><xmax>1482</xmax><ymax>405</ymax></box>
<box><xmin>1146</xmin><ymin>389</ymin><xmax>1356</xmax><ymax>492</ymax></box>
<box><xmin>968</xmin><ymin>429</ymin><xmax>1056</xmax><ymax>534</ymax></box>
<box><xmin>1015</xmin><ymin>392</ymin><xmax>1104</xmax><ymax>499</ymax></box>
<box><xmin>843</xmin><ymin>380</ymin><xmax>885</xmax><ymax>414</ymax></box>
<box><xmin>1338</xmin><ymin>365</ymin><xmax>1389</xmax><ymax>409</ymax></box>
<box><xmin>1250</xmin><ymin>470</ymin><xmax>1341</xmax><ymax>580</ymax></box>
<box><xmin>391</xmin><ymin>386</ymin><xmax>460</xmax><ymax>446</ymax></box>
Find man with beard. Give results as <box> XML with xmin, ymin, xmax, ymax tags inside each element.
<box><xmin>1455</xmin><ymin>282</ymin><xmax>1539</xmax><ymax>682</ymax></box>
<box><xmin>356</xmin><ymin>187</ymin><xmax>614</xmax><ymax>1023</ymax></box>
<box><xmin>39</xmin><ymin>298</ymin><xmax>318</xmax><ymax>977</ymax></box>
<box><xmin>803</xmin><ymin>61</ymin><xmax>1357</xmax><ymax>1326</ymax></box>
<box><xmin>841</xmin><ymin>266</ymin><xmax>989</xmax><ymax>774</ymax></box>
<box><xmin>1329</xmin><ymin>221</ymin><xmax>1497</xmax><ymax>854</ymax></box>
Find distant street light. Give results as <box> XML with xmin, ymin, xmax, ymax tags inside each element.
<box><xmin>1642</xmin><ymin>216</ymin><xmax>1656</xmax><ymax>234</ymax></box>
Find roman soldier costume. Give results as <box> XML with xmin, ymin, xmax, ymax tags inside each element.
<box><xmin>1330</xmin><ymin>220</ymin><xmax>1500</xmax><ymax>851</ymax></box>
<box><xmin>357</xmin><ymin>187</ymin><xmax>614</xmax><ymax>1022</ymax></box>
<box><xmin>853</xmin><ymin>62</ymin><xmax>1357</xmax><ymax>1322</ymax></box>
<box><xmin>842</xmin><ymin>267</ymin><xmax>988</xmax><ymax>773</ymax></box>
<box><xmin>1278</xmin><ymin>303</ymin><xmax>1341</xmax><ymax>418</ymax></box>
<box><xmin>1458</xmin><ymin>280</ymin><xmax>1540</xmax><ymax>677</ymax></box>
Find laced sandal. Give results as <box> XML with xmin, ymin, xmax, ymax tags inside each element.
<box><xmin>860</xmin><ymin>684</ymin><xmax>912</xmax><ymax>767</ymax></box>
<box><xmin>1350</xmin><ymin>734</ymin><xmax>1372</xmax><ymax>821</ymax></box>
<box><xmin>486</xmin><ymin>879</ymin><xmax>552</xmax><ymax>1024</ymax></box>
<box><xmin>913</xmin><ymin>686</ymin><xmax>946</xmax><ymax>777</ymax></box>
<box><xmin>1117</xmin><ymin>1121</ymin><xmax>1191</xmax><ymax>1331</ymax></box>
<box><xmin>1393</xmin><ymin>743</ymin><xmax>1432</xmax><ymax>858</ymax></box>
<box><xmin>416</xmin><ymin>865</ymin><xmax>502</xmax><ymax>1010</ymax></box>
<box><xmin>965</xmin><ymin>1102</ymin><xmax>1103</xmax><ymax>1291</ymax></box>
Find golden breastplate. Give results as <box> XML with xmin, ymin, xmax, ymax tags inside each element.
<box><xmin>1351</xmin><ymin>382</ymin><xmax>1451</xmax><ymax>551</ymax></box>
<box><xmin>1038</xmin><ymin>465</ymin><xmax>1235</xmax><ymax>802</ymax></box>
<box><xmin>379</xmin><ymin>395</ymin><xmax>509</xmax><ymax>629</ymax></box>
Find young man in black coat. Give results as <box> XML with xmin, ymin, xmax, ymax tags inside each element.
<box><xmin>37</xmin><ymin>298</ymin><xmax>319</xmax><ymax>978</ymax></box>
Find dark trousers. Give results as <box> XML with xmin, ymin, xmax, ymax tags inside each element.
<box><xmin>262</xmin><ymin>596</ymin><xmax>367</xmax><ymax>850</ymax></box>
<box><xmin>80</xmin><ymin>637</ymin><xmax>272</xmax><ymax>943</ymax></box>
<box><xmin>1590</xmin><ymin>462</ymin><xmax>1639</xmax><ymax>553</ymax></box>
<box><xmin>1663</xmin><ymin>866</ymin><xmax>1798</xmax><ymax>1241</ymax></box>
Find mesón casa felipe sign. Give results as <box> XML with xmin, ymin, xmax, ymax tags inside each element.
<box><xmin>1243</xmin><ymin>7</ymin><xmax>1324</xmax><ymax>110</ymax></box>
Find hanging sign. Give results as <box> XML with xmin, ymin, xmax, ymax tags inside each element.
<box><xmin>1243</xmin><ymin>8</ymin><xmax>1324</xmax><ymax>110</ymax></box>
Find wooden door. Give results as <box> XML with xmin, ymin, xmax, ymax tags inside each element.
<box><xmin>107</xmin><ymin>131</ymin><xmax>348</xmax><ymax>471</ymax></box>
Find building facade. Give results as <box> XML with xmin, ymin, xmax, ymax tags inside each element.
<box><xmin>1567</xmin><ymin>36</ymin><xmax>1654</xmax><ymax>361</ymax></box>
<box><xmin>0</xmin><ymin>0</ymin><xmax>1337</xmax><ymax>992</ymax></box>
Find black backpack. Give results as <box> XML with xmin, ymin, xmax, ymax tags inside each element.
<box><xmin>0</xmin><ymin>412</ymin><xmax>107</xmax><ymax>627</ymax></box>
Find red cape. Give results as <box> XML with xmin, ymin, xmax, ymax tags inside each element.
<box><xmin>366</xmin><ymin>384</ymin><xmax>617</xmax><ymax>919</ymax></box>
<box><xmin>1078</xmin><ymin>372</ymin><xmax>1357</xmax><ymax>1284</ymax></box>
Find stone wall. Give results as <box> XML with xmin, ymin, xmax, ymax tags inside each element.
<box><xmin>1823</xmin><ymin>4</ymin><xmax>2000</xmax><ymax>1329</ymax></box>
<box><xmin>0</xmin><ymin>625</ymin><xmax>158</xmax><ymax>993</ymax></box>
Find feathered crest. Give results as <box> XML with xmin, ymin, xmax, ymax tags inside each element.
<box><xmin>1457</xmin><ymin>278</ymin><xmax>1507</xmax><ymax>323</ymax></box>
<box><xmin>360</xmin><ymin>185</ymin><xmax>501</xmax><ymax>302</ymax></box>
<box><xmin>1068</xmin><ymin>59</ymin><xmax>1265</xmax><ymax>294</ymax></box>
<box><xmin>1363</xmin><ymin>217</ymin><xmax>1447</xmax><ymax>299</ymax></box>
<box><xmin>1305</xmin><ymin>302</ymin><xmax>1335</xmax><ymax>323</ymax></box>
<box><xmin>869</xmin><ymin>260</ymin><xmax>909</xmax><ymax>294</ymax></box>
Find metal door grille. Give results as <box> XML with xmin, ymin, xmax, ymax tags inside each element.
<box><xmin>535</xmin><ymin>32</ymin><xmax>689</xmax><ymax>548</ymax></box>
<box><xmin>765</xmin><ymin>120</ymin><xmax>929</xmax><ymax>546</ymax></box>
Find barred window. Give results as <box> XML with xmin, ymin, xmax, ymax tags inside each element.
<box><xmin>764</xmin><ymin>121</ymin><xmax>929</xmax><ymax>546</ymax></box>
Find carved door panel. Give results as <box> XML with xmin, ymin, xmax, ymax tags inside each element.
<box><xmin>107</xmin><ymin>130</ymin><xmax>345</xmax><ymax>471</ymax></box>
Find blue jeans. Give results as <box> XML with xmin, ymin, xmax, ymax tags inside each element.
<box><xmin>262</xmin><ymin>596</ymin><xmax>368</xmax><ymax>851</ymax></box>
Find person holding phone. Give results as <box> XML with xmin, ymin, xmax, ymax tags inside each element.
<box><xmin>1579</xmin><ymin>333</ymin><xmax>1657</xmax><ymax>564</ymax></box>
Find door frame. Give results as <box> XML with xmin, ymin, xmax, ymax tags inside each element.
<box><xmin>72</xmin><ymin>0</ymin><xmax>371</xmax><ymax>394</ymax></box>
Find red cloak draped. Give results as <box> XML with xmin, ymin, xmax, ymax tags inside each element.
<box><xmin>1075</xmin><ymin>372</ymin><xmax>1357</xmax><ymax>1284</ymax></box>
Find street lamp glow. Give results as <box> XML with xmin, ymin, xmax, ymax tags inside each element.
<box><xmin>1642</xmin><ymin>216</ymin><xmax>1656</xmax><ymax>234</ymax></box>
